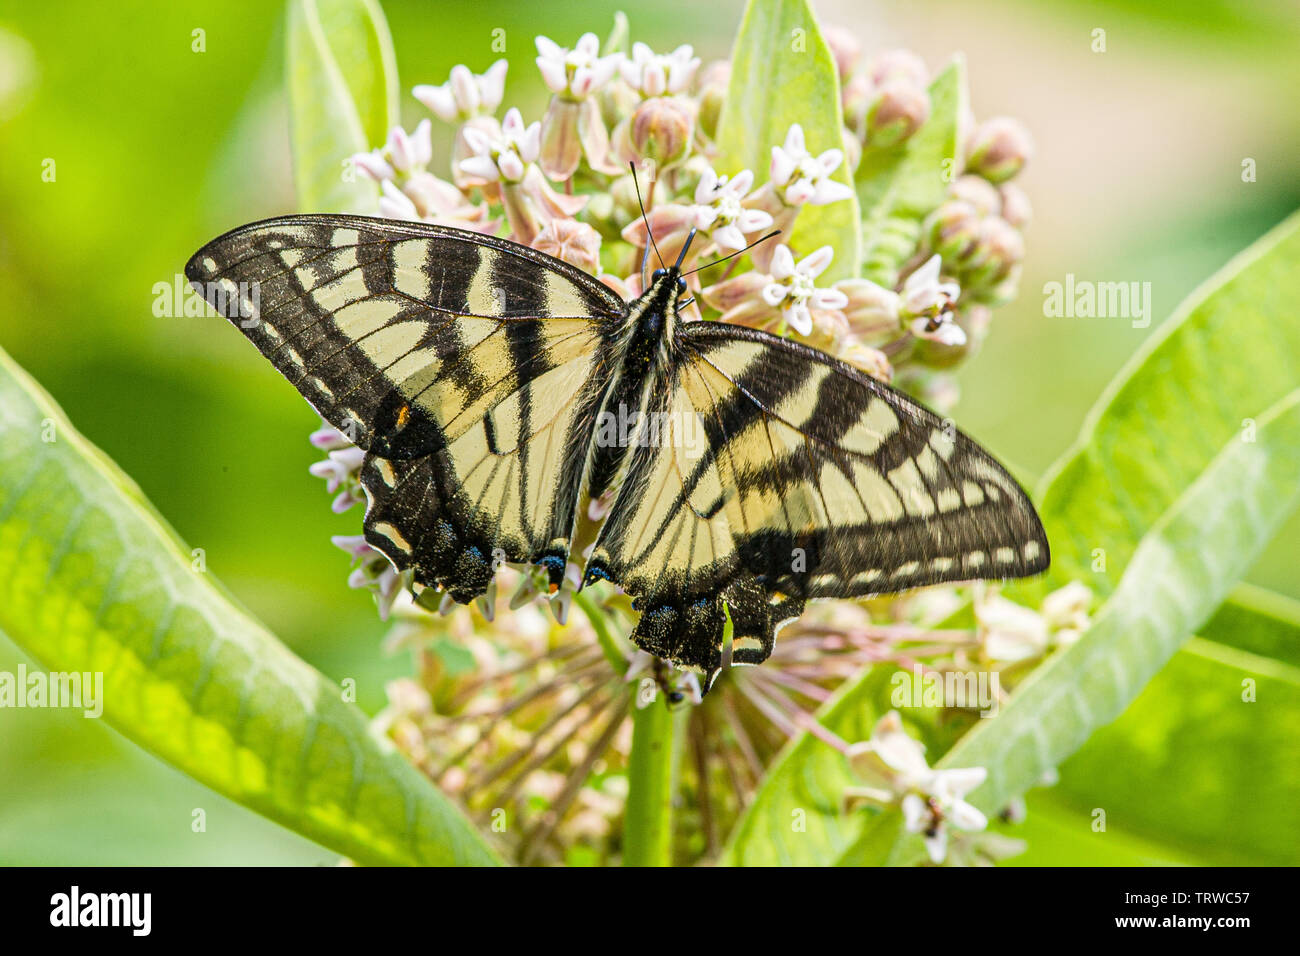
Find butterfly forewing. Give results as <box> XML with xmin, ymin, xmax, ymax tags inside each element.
<box><xmin>186</xmin><ymin>215</ymin><xmax>625</xmax><ymax>598</ymax></box>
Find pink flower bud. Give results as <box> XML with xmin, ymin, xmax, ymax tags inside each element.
<box><xmin>966</xmin><ymin>116</ymin><xmax>1033</xmax><ymax>183</ymax></box>
<box><xmin>864</xmin><ymin>81</ymin><xmax>930</xmax><ymax>148</ymax></box>
<box><xmin>532</xmin><ymin>218</ymin><xmax>602</xmax><ymax>274</ymax></box>
<box><xmin>629</xmin><ymin>96</ymin><xmax>694</xmax><ymax>166</ymax></box>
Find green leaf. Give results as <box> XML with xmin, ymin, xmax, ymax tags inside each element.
<box><xmin>716</xmin><ymin>0</ymin><xmax>861</xmax><ymax>281</ymax></box>
<box><xmin>1038</xmin><ymin>636</ymin><xmax>1300</xmax><ymax>865</ymax></box>
<box><xmin>1202</xmin><ymin>583</ymin><xmax>1300</xmax><ymax>669</ymax></box>
<box><xmin>995</xmin><ymin>793</ymin><xmax>1205</xmax><ymax>866</ymax></box>
<box><xmin>1029</xmin><ymin>210</ymin><xmax>1300</xmax><ymax>598</ymax></box>
<box><xmin>935</xmin><ymin>388</ymin><xmax>1300</xmax><ymax>817</ymax></box>
<box><xmin>286</xmin><ymin>0</ymin><xmax>398</xmax><ymax>213</ymax></box>
<box><xmin>719</xmin><ymin>667</ymin><xmax>894</xmax><ymax>866</ymax></box>
<box><xmin>0</xmin><ymin>347</ymin><xmax>500</xmax><ymax>867</ymax></box>
<box><xmin>855</xmin><ymin>59</ymin><xmax>965</xmax><ymax>287</ymax></box>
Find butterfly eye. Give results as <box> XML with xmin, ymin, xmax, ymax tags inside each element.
<box><xmin>652</xmin><ymin>268</ymin><xmax>667</xmax><ymax>282</ymax></box>
<box><xmin>677</xmin><ymin>277</ymin><xmax>687</xmax><ymax>293</ymax></box>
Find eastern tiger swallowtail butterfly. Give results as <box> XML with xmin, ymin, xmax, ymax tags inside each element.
<box><xmin>186</xmin><ymin>214</ymin><xmax>1048</xmax><ymax>683</ymax></box>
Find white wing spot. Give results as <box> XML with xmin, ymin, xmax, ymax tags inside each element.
<box><xmin>370</xmin><ymin>520</ymin><xmax>410</xmax><ymax>552</ymax></box>
<box><xmin>936</xmin><ymin>487</ymin><xmax>962</xmax><ymax>512</ymax></box>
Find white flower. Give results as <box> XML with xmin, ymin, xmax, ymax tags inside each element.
<box><xmin>535</xmin><ymin>33</ymin><xmax>622</xmax><ymax>98</ymax></box>
<box><xmin>976</xmin><ymin>592</ymin><xmax>1049</xmax><ymax>662</ymax></box>
<box><xmin>769</xmin><ymin>123</ymin><xmax>854</xmax><ymax>206</ymax></box>
<box><xmin>460</xmin><ymin>107</ymin><xmax>540</xmax><ymax>183</ymax></box>
<box><xmin>352</xmin><ymin>120</ymin><xmax>433</xmax><ymax>183</ymax></box>
<box><xmin>690</xmin><ymin>167</ymin><xmax>773</xmax><ymax>251</ymax></box>
<box><xmin>846</xmin><ymin>710</ymin><xmax>990</xmax><ymax>864</ymax></box>
<box><xmin>1041</xmin><ymin>581</ymin><xmax>1092</xmax><ymax>635</ymax></box>
<box><xmin>333</xmin><ymin>535</ymin><xmax>403</xmax><ymax>621</ymax></box>
<box><xmin>378</xmin><ymin>180</ymin><xmax>420</xmax><ymax>221</ymax></box>
<box><xmin>901</xmin><ymin>254</ymin><xmax>966</xmax><ymax>346</ymax></box>
<box><xmin>619</xmin><ymin>41</ymin><xmax>700</xmax><ymax>97</ymax></box>
<box><xmin>761</xmin><ymin>244</ymin><xmax>848</xmax><ymax>336</ymax></box>
<box><xmin>902</xmin><ymin>766</ymin><xmax>988</xmax><ymax>864</ymax></box>
<box><xmin>846</xmin><ymin>711</ymin><xmax>932</xmax><ymax>796</ymax></box>
<box><xmin>413</xmin><ymin>60</ymin><xmax>508</xmax><ymax>123</ymax></box>
<box><xmin>901</xmin><ymin>254</ymin><xmax>960</xmax><ymax>315</ymax></box>
<box><xmin>910</xmin><ymin>314</ymin><xmax>966</xmax><ymax>346</ymax></box>
<box><xmin>309</xmin><ymin>445</ymin><xmax>366</xmax><ymax>512</ymax></box>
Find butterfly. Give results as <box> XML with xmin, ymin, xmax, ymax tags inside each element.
<box><xmin>186</xmin><ymin>214</ymin><xmax>1048</xmax><ymax>684</ymax></box>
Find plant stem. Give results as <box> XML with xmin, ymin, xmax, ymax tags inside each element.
<box><xmin>574</xmin><ymin>589</ymin><xmax>630</xmax><ymax>675</ymax></box>
<box><xmin>623</xmin><ymin>689</ymin><xmax>677</xmax><ymax>866</ymax></box>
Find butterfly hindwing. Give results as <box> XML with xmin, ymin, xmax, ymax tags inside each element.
<box><xmin>585</xmin><ymin>321</ymin><xmax>1049</xmax><ymax>673</ymax></box>
<box><xmin>186</xmin><ymin>215</ymin><xmax>625</xmax><ymax>598</ymax></box>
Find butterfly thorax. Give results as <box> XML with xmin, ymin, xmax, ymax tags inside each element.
<box><xmin>584</xmin><ymin>270</ymin><xmax>685</xmax><ymax>503</ymax></box>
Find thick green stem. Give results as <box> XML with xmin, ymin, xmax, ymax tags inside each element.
<box><xmin>623</xmin><ymin>689</ymin><xmax>677</xmax><ymax>866</ymax></box>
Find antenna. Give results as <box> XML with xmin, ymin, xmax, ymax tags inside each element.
<box><xmin>629</xmin><ymin>161</ymin><xmax>665</xmax><ymax>285</ymax></box>
<box><xmin>674</xmin><ymin>227</ymin><xmax>698</xmax><ymax>270</ymax></box>
<box><xmin>680</xmin><ymin>230</ymin><xmax>781</xmax><ymax>278</ymax></box>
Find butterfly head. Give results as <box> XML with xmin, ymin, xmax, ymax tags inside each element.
<box><xmin>640</xmin><ymin>226</ymin><xmax>696</xmax><ymax>315</ymax></box>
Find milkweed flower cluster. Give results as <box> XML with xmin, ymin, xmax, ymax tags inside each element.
<box><xmin>343</xmin><ymin>29</ymin><xmax>1031</xmax><ymax>399</ymax></box>
<box><xmin>308</xmin><ymin>23</ymin><xmax>1046</xmax><ymax>866</ymax></box>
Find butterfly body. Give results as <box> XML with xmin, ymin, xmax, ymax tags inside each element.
<box><xmin>187</xmin><ymin>215</ymin><xmax>1048</xmax><ymax>682</ymax></box>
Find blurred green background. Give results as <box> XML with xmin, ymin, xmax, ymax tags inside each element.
<box><xmin>0</xmin><ymin>0</ymin><xmax>1297</xmax><ymax>864</ymax></box>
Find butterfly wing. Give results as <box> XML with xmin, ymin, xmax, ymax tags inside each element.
<box><xmin>585</xmin><ymin>320</ymin><xmax>1049</xmax><ymax>674</ymax></box>
<box><xmin>186</xmin><ymin>214</ymin><xmax>625</xmax><ymax>600</ymax></box>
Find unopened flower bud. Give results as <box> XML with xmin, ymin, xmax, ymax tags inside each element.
<box><xmin>835</xmin><ymin>278</ymin><xmax>902</xmax><ymax>342</ymax></box>
<box><xmin>966</xmin><ymin>116</ymin><xmax>1033</xmax><ymax>183</ymax></box>
<box><xmin>949</xmin><ymin>174</ymin><xmax>1001</xmax><ymax>216</ymax></box>
<box><xmin>963</xmin><ymin>216</ymin><xmax>1024</xmax><ymax>290</ymax></box>
<box><xmin>700</xmin><ymin>271</ymin><xmax>773</xmax><ymax>327</ymax></box>
<box><xmin>839</xmin><ymin>341</ymin><xmax>893</xmax><ymax>382</ymax></box>
<box><xmin>694</xmin><ymin>60</ymin><xmax>730</xmax><ymax>140</ymax></box>
<box><xmin>539</xmin><ymin>96</ymin><xmax>584</xmax><ymax>181</ymax></box>
<box><xmin>924</xmin><ymin>199</ymin><xmax>981</xmax><ymax>261</ymax></box>
<box><xmin>997</xmin><ymin>182</ymin><xmax>1032</xmax><ymax>229</ymax></box>
<box><xmin>864</xmin><ymin>80</ymin><xmax>930</xmax><ymax>148</ymax></box>
<box><xmin>868</xmin><ymin>49</ymin><xmax>928</xmax><ymax>88</ymax></box>
<box><xmin>532</xmin><ymin>218</ymin><xmax>602</xmax><ymax>274</ymax></box>
<box><xmin>823</xmin><ymin>26</ymin><xmax>862</xmax><ymax>80</ymax></box>
<box><xmin>629</xmin><ymin>96</ymin><xmax>694</xmax><ymax>166</ymax></box>
<box><xmin>841</xmin><ymin>72</ymin><xmax>873</xmax><ymax>137</ymax></box>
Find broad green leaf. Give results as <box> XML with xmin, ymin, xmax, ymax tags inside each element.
<box><xmin>1039</xmin><ymin>636</ymin><xmax>1300</xmax><ymax>865</ymax></box>
<box><xmin>934</xmin><ymin>389</ymin><xmax>1300</xmax><ymax>821</ymax></box>
<box><xmin>287</xmin><ymin>0</ymin><xmax>398</xmax><ymax>213</ymax></box>
<box><xmin>1030</xmin><ymin>210</ymin><xmax>1300</xmax><ymax>598</ymax></box>
<box><xmin>855</xmin><ymin>59</ymin><xmax>965</xmax><ymax>288</ymax></box>
<box><xmin>719</xmin><ymin>668</ymin><xmax>894</xmax><ymax>866</ymax></box>
<box><xmin>0</xmin><ymin>348</ymin><xmax>500</xmax><ymax>867</ymax></box>
<box><xmin>716</xmin><ymin>0</ymin><xmax>861</xmax><ymax>281</ymax></box>
<box><xmin>1202</xmin><ymin>582</ymin><xmax>1300</xmax><ymax>669</ymax></box>
<box><xmin>996</xmin><ymin>794</ymin><xmax>1205</xmax><ymax>866</ymax></box>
